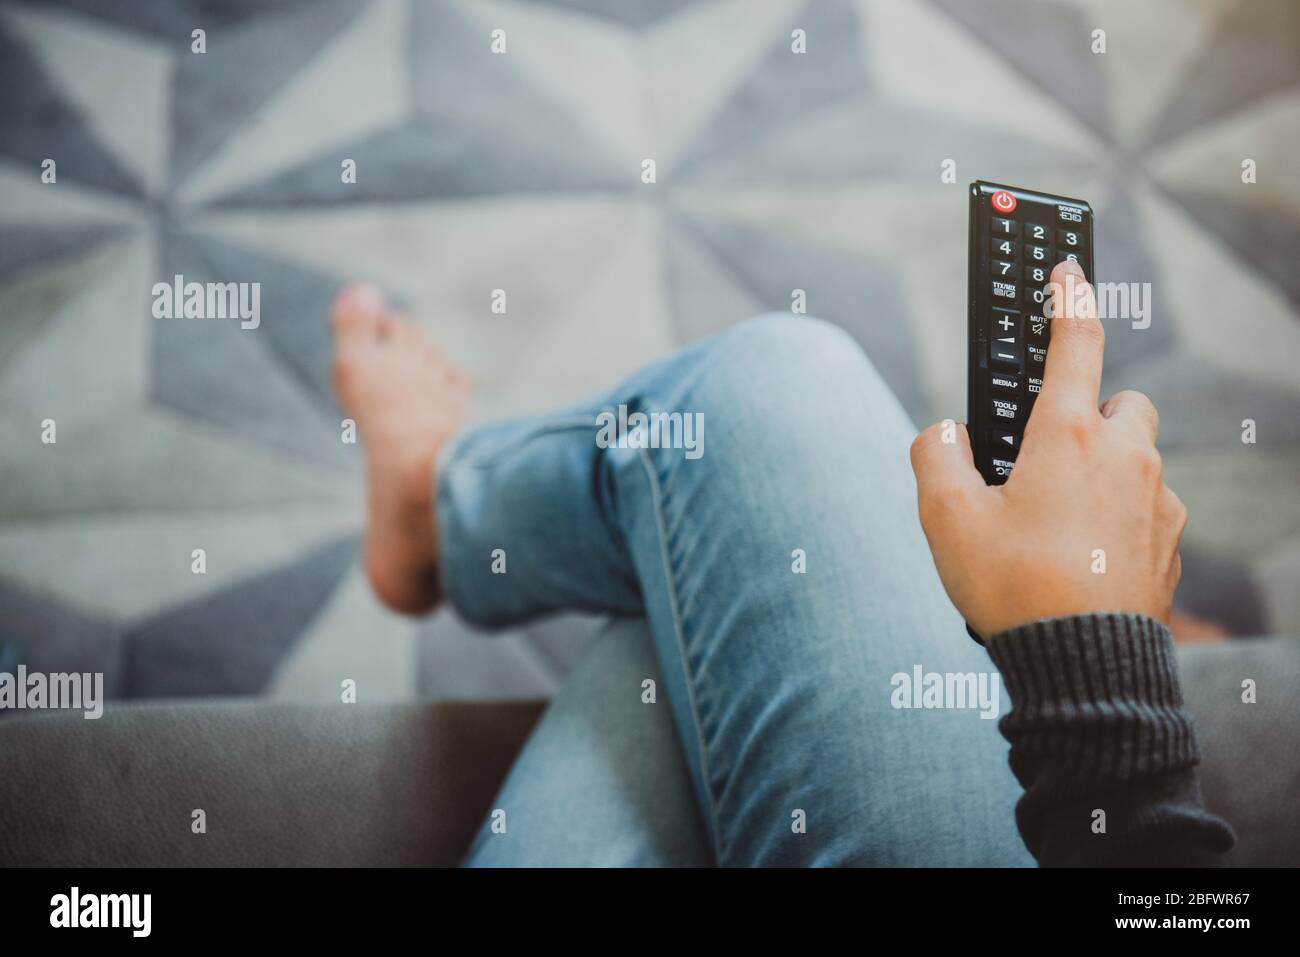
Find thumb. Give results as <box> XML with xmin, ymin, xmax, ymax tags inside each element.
<box><xmin>910</xmin><ymin>420</ymin><xmax>987</xmax><ymax>518</ymax></box>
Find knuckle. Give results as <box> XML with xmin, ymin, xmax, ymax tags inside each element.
<box><xmin>1054</xmin><ymin>405</ymin><xmax>1098</xmax><ymax>447</ymax></box>
<box><xmin>1128</xmin><ymin>389</ymin><xmax>1159</xmax><ymax>426</ymax></box>
<box><xmin>1128</xmin><ymin>388</ymin><xmax>1156</xmax><ymax>412</ymax></box>
<box><xmin>910</xmin><ymin>424</ymin><xmax>943</xmax><ymax>463</ymax></box>
<box><xmin>1166</xmin><ymin>489</ymin><xmax>1189</xmax><ymax>532</ymax></box>
<box><xmin>1132</xmin><ymin>444</ymin><xmax>1163</xmax><ymax>482</ymax></box>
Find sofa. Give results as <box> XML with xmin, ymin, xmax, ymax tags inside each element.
<box><xmin>2</xmin><ymin>621</ymin><xmax>1296</xmax><ymax>867</ymax></box>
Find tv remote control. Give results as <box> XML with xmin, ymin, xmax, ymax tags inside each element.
<box><xmin>967</xmin><ymin>181</ymin><xmax>1094</xmax><ymax>485</ymax></box>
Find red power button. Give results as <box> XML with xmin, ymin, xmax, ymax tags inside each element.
<box><xmin>991</xmin><ymin>190</ymin><xmax>1017</xmax><ymax>213</ymax></box>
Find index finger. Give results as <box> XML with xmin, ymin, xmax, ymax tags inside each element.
<box><xmin>1037</xmin><ymin>259</ymin><xmax>1104</xmax><ymax>410</ymax></box>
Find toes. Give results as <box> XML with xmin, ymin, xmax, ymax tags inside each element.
<box><xmin>331</xmin><ymin>283</ymin><xmax>388</xmax><ymax>345</ymax></box>
<box><xmin>384</xmin><ymin>312</ymin><xmax>431</xmax><ymax>351</ymax></box>
<box><xmin>388</xmin><ymin>314</ymin><xmax>421</xmax><ymax>347</ymax></box>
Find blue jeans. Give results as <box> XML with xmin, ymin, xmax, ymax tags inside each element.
<box><xmin>444</xmin><ymin>314</ymin><xmax>1034</xmax><ymax>866</ymax></box>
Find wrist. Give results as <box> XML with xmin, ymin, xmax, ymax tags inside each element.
<box><xmin>984</xmin><ymin>611</ymin><xmax>1199</xmax><ymax>778</ymax></box>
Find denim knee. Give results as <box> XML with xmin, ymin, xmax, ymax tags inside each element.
<box><xmin>688</xmin><ymin>313</ymin><xmax>876</xmax><ymax>425</ymax></box>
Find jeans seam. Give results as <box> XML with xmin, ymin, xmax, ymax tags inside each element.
<box><xmin>452</xmin><ymin>415</ymin><xmax>597</xmax><ymax>470</ymax></box>
<box><xmin>635</xmin><ymin>446</ymin><xmax>724</xmax><ymax>863</ymax></box>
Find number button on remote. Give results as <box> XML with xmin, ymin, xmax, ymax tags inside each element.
<box><xmin>1025</xmin><ymin>243</ymin><xmax>1050</xmax><ymax>262</ymax></box>
<box><xmin>1060</xmin><ymin>251</ymin><xmax>1088</xmax><ymax>276</ymax></box>
<box><xmin>991</xmin><ymin>237</ymin><xmax>1017</xmax><ymax>258</ymax></box>
<box><xmin>1057</xmin><ymin>229</ymin><xmax>1083</xmax><ymax>248</ymax></box>
<box><xmin>991</xmin><ymin>217</ymin><xmax>1016</xmax><ymax>236</ymax></box>
<box><xmin>992</xmin><ymin>259</ymin><xmax>1016</xmax><ymax>278</ymax></box>
<box><xmin>1022</xmin><ymin>222</ymin><xmax>1050</xmax><ymax>243</ymax></box>
<box><xmin>1024</xmin><ymin>264</ymin><xmax>1049</xmax><ymax>284</ymax></box>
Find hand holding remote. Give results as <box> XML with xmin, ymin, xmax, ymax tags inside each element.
<box><xmin>911</xmin><ymin>260</ymin><xmax>1186</xmax><ymax>638</ymax></box>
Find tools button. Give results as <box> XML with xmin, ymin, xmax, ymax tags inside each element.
<box><xmin>991</xmin><ymin>395</ymin><xmax>1026</xmax><ymax>428</ymax></box>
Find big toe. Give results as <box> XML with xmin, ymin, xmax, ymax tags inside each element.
<box><xmin>331</xmin><ymin>282</ymin><xmax>389</xmax><ymax>345</ymax></box>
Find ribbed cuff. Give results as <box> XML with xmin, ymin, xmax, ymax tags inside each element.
<box><xmin>985</xmin><ymin>612</ymin><xmax>1200</xmax><ymax>782</ymax></box>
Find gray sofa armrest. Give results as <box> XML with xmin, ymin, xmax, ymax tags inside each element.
<box><xmin>1177</xmin><ymin>637</ymin><xmax>1300</xmax><ymax>866</ymax></box>
<box><xmin>2</xmin><ymin>636</ymin><xmax>1295</xmax><ymax>867</ymax></box>
<box><xmin>0</xmin><ymin>699</ymin><xmax>543</xmax><ymax>867</ymax></box>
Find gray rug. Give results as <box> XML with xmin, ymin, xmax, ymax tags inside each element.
<box><xmin>0</xmin><ymin>0</ymin><xmax>1296</xmax><ymax>706</ymax></box>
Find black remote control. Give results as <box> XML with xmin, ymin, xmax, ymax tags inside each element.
<box><xmin>967</xmin><ymin>181</ymin><xmax>1094</xmax><ymax>485</ymax></box>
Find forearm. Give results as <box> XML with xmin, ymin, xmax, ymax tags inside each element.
<box><xmin>985</xmin><ymin>612</ymin><xmax>1235</xmax><ymax>866</ymax></box>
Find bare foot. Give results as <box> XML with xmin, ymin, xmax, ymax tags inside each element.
<box><xmin>330</xmin><ymin>283</ymin><xmax>469</xmax><ymax>615</ymax></box>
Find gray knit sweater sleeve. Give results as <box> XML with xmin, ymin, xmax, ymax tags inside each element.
<box><xmin>984</xmin><ymin>612</ymin><xmax>1235</xmax><ymax>866</ymax></box>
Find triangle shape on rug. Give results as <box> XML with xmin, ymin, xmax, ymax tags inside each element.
<box><xmin>674</xmin><ymin>208</ymin><xmax>930</xmax><ymax>423</ymax></box>
<box><xmin>410</xmin><ymin>0</ymin><xmax>629</xmax><ymax>186</ymax></box>
<box><xmin>153</xmin><ymin>225</ymin><xmax>353</xmax><ymax>470</ymax></box>
<box><xmin>120</xmin><ymin>533</ymin><xmax>359</xmax><ymax>698</ymax></box>
<box><xmin>3</xmin><ymin>3</ymin><xmax>172</xmax><ymax>197</ymax></box>
<box><xmin>211</xmin><ymin>114</ymin><xmax>629</xmax><ymax>208</ymax></box>
<box><xmin>0</xmin><ymin>21</ymin><xmax>140</xmax><ymax>196</ymax></box>
<box><xmin>169</xmin><ymin>0</ymin><xmax>365</xmax><ymax>190</ymax></box>
<box><xmin>669</xmin><ymin>0</ymin><xmax>868</xmax><ymax>178</ymax></box>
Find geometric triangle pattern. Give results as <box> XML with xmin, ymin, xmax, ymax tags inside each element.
<box><xmin>0</xmin><ymin>0</ymin><xmax>1296</xmax><ymax>709</ymax></box>
<box><xmin>119</xmin><ymin>534</ymin><xmax>359</xmax><ymax>698</ymax></box>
